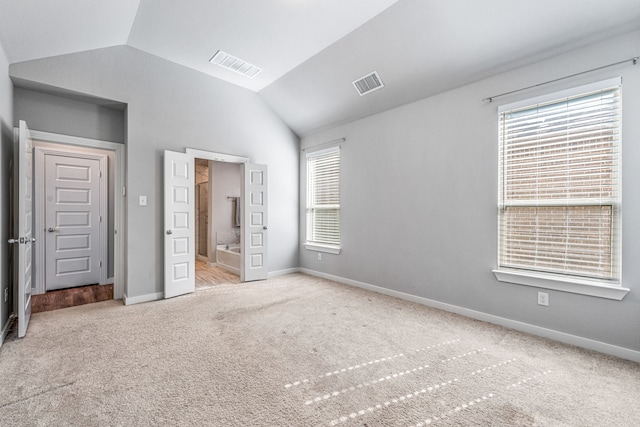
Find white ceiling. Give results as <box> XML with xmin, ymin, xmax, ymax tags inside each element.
<box><xmin>0</xmin><ymin>0</ymin><xmax>400</xmax><ymax>92</ymax></box>
<box><xmin>0</xmin><ymin>0</ymin><xmax>639</xmax><ymax>135</ymax></box>
<box><xmin>0</xmin><ymin>0</ymin><xmax>139</xmax><ymax>63</ymax></box>
<box><xmin>127</xmin><ymin>0</ymin><xmax>401</xmax><ymax>92</ymax></box>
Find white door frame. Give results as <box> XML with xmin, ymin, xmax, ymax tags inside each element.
<box><xmin>34</xmin><ymin>146</ymin><xmax>109</xmax><ymax>294</ymax></box>
<box><xmin>29</xmin><ymin>130</ymin><xmax>126</xmax><ymax>300</ymax></box>
<box><xmin>185</xmin><ymin>149</ymin><xmax>252</xmax><ymax>281</ymax></box>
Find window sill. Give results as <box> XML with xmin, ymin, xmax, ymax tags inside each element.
<box><xmin>304</xmin><ymin>243</ymin><xmax>341</xmax><ymax>255</ymax></box>
<box><xmin>492</xmin><ymin>268</ymin><xmax>629</xmax><ymax>300</ymax></box>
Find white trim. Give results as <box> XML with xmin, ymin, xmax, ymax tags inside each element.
<box><xmin>299</xmin><ymin>268</ymin><xmax>640</xmax><ymax>363</ymax></box>
<box><xmin>498</xmin><ymin>76</ymin><xmax>622</xmax><ymax>113</ymax></box>
<box><xmin>305</xmin><ymin>145</ymin><xmax>340</xmax><ymax>158</ymax></box>
<box><xmin>29</xmin><ymin>130</ymin><xmax>126</xmax><ymax>300</ymax></box>
<box><xmin>185</xmin><ymin>148</ymin><xmax>249</xmax><ymax>164</ymax></box>
<box><xmin>492</xmin><ymin>269</ymin><xmax>629</xmax><ymax>300</ymax></box>
<box><xmin>268</xmin><ymin>268</ymin><xmax>300</xmax><ymax>278</ymax></box>
<box><xmin>34</xmin><ymin>146</ymin><xmax>109</xmax><ymax>295</ymax></box>
<box><xmin>183</xmin><ymin>147</ymin><xmax>263</xmax><ymax>287</ymax></box>
<box><xmin>301</xmin><ymin>138</ymin><xmax>345</xmax><ymax>153</ymax></box>
<box><xmin>0</xmin><ymin>315</ymin><xmax>13</xmax><ymax>348</ymax></box>
<box><xmin>123</xmin><ymin>292</ymin><xmax>164</xmax><ymax>306</ymax></box>
<box><xmin>303</xmin><ymin>243</ymin><xmax>341</xmax><ymax>254</ymax></box>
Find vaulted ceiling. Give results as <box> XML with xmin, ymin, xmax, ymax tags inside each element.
<box><xmin>1</xmin><ymin>0</ymin><xmax>639</xmax><ymax>136</ymax></box>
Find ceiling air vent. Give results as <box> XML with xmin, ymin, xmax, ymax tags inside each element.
<box><xmin>352</xmin><ymin>71</ymin><xmax>384</xmax><ymax>96</ymax></box>
<box><xmin>209</xmin><ymin>50</ymin><xmax>262</xmax><ymax>78</ymax></box>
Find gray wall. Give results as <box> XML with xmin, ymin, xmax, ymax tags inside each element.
<box><xmin>9</xmin><ymin>45</ymin><xmax>300</xmax><ymax>300</ymax></box>
<box><xmin>300</xmin><ymin>30</ymin><xmax>640</xmax><ymax>352</ymax></box>
<box><xmin>13</xmin><ymin>87</ymin><xmax>125</xmax><ymax>143</ymax></box>
<box><xmin>0</xmin><ymin>40</ymin><xmax>13</xmax><ymax>341</ymax></box>
<box><xmin>211</xmin><ymin>161</ymin><xmax>241</xmax><ymax>245</ymax></box>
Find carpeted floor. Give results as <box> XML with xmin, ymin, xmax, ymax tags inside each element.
<box><xmin>0</xmin><ymin>273</ymin><xmax>639</xmax><ymax>426</ymax></box>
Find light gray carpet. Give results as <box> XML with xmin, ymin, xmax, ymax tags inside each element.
<box><xmin>1</xmin><ymin>273</ymin><xmax>639</xmax><ymax>426</ymax></box>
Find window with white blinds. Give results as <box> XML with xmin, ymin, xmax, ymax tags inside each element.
<box><xmin>498</xmin><ymin>79</ymin><xmax>621</xmax><ymax>282</ymax></box>
<box><xmin>306</xmin><ymin>146</ymin><xmax>340</xmax><ymax>247</ymax></box>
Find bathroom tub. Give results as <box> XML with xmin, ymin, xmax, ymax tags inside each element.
<box><xmin>216</xmin><ymin>244</ymin><xmax>240</xmax><ymax>275</ymax></box>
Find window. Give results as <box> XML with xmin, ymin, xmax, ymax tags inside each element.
<box><xmin>305</xmin><ymin>146</ymin><xmax>341</xmax><ymax>253</ymax></box>
<box><xmin>494</xmin><ymin>78</ymin><xmax>626</xmax><ymax>299</ymax></box>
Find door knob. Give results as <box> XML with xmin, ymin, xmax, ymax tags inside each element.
<box><xmin>48</xmin><ymin>227</ymin><xmax>56</xmax><ymax>232</ymax></box>
<box><xmin>166</xmin><ymin>230</ymin><xmax>173</xmax><ymax>235</ymax></box>
<box><xmin>263</xmin><ymin>226</ymin><xmax>268</xmax><ymax>230</ymax></box>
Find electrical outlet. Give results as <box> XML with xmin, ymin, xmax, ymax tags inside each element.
<box><xmin>317</xmin><ymin>253</ymin><xmax>322</xmax><ymax>261</ymax></box>
<box><xmin>537</xmin><ymin>291</ymin><xmax>549</xmax><ymax>306</ymax></box>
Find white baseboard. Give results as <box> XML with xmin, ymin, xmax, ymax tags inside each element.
<box><xmin>299</xmin><ymin>268</ymin><xmax>640</xmax><ymax>363</ymax></box>
<box><xmin>123</xmin><ymin>291</ymin><xmax>164</xmax><ymax>306</ymax></box>
<box><xmin>269</xmin><ymin>268</ymin><xmax>300</xmax><ymax>278</ymax></box>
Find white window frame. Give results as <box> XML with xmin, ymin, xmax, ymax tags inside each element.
<box><xmin>304</xmin><ymin>145</ymin><xmax>341</xmax><ymax>254</ymax></box>
<box><xmin>492</xmin><ymin>77</ymin><xmax>629</xmax><ymax>300</ymax></box>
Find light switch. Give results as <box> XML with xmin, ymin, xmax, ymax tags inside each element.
<box><xmin>139</xmin><ymin>195</ymin><xmax>147</xmax><ymax>206</ymax></box>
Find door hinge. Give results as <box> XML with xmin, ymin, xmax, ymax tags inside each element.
<box><xmin>100</xmin><ymin>216</ymin><xmax>102</xmax><ymax>223</ymax></box>
<box><xmin>100</xmin><ymin>170</ymin><xmax>103</xmax><ymax>178</ymax></box>
<box><xmin>100</xmin><ymin>261</ymin><xmax>103</xmax><ymax>268</ymax></box>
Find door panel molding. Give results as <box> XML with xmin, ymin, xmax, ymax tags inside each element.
<box><xmin>29</xmin><ymin>131</ymin><xmax>125</xmax><ymax>300</ymax></box>
<box><xmin>171</xmin><ymin>149</ymin><xmax>268</xmax><ymax>284</ymax></box>
<box><xmin>44</xmin><ymin>153</ymin><xmax>105</xmax><ymax>290</ymax></box>
<box><xmin>35</xmin><ymin>147</ymin><xmax>108</xmax><ymax>294</ymax></box>
<box><xmin>164</xmin><ymin>151</ymin><xmax>195</xmax><ymax>298</ymax></box>
<box><xmin>241</xmin><ymin>163</ymin><xmax>268</xmax><ymax>282</ymax></box>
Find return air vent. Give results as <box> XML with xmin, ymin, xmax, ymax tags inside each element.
<box><xmin>352</xmin><ymin>71</ymin><xmax>384</xmax><ymax>96</ymax></box>
<box><xmin>209</xmin><ymin>50</ymin><xmax>262</xmax><ymax>78</ymax></box>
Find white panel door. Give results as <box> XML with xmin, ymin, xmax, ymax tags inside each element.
<box><xmin>45</xmin><ymin>154</ymin><xmax>101</xmax><ymax>290</ymax></box>
<box><xmin>16</xmin><ymin>121</ymin><xmax>33</xmax><ymax>338</ymax></box>
<box><xmin>241</xmin><ymin>163</ymin><xmax>268</xmax><ymax>282</ymax></box>
<box><xmin>164</xmin><ymin>151</ymin><xmax>195</xmax><ymax>298</ymax></box>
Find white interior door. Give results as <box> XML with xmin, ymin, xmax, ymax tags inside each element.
<box><xmin>15</xmin><ymin>121</ymin><xmax>33</xmax><ymax>338</ymax></box>
<box><xmin>45</xmin><ymin>154</ymin><xmax>101</xmax><ymax>290</ymax></box>
<box><xmin>164</xmin><ymin>151</ymin><xmax>195</xmax><ymax>298</ymax></box>
<box><xmin>241</xmin><ymin>163</ymin><xmax>268</xmax><ymax>282</ymax></box>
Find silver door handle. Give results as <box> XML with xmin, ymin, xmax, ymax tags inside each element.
<box><xmin>166</xmin><ymin>230</ymin><xmax>173</xmax><ymax>235</ymax></box>
<box><xmin>48</xmin><ymin>227</ymin><xmax>56</xmax><ymax>232</ymax></box>
<box><xmin>7</xmin><ymin>237</ymin><xmax>33</xmax><ymax>244</ymax></box>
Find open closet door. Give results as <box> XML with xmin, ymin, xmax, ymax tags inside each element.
<box><xmin>163</xmin><ymin>151</ymin><xmax>195</xmax><ymax>298</ymax></box>
<box><xmin>14</xmin><ymin>121</ymin><xmax>34</xmax><ymax>337</ymax></box>
<box><xmin>241</xmin><ymin>163</ymin><xmax>268</xmax><ymax>282</ymax></box>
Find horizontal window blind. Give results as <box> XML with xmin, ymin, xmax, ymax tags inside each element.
<box><xmin>307</xmin><ymin>147</ymin><xmax>340</xmax><ymax>246</ymax></box>
<box><xmin>498</xmin><ymin>82</ymin><xmax>621</xmax><ymax>280</ymax></box>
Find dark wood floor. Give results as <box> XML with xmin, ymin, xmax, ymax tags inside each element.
<box><xmin>32</xmin><ymin>284</ymin><xmax>114</xmax><ymax>313</ymax></box>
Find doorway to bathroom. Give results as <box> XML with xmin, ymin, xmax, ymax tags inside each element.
<box><xmin>194</xmin><ymin>158</ymin><xmax>242</xmax><ymax>288</ymax></box>
<box><xmin>164</xmin><ymin>148</ymin><xmax>268</xmax><ymax>298</ymax></box>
